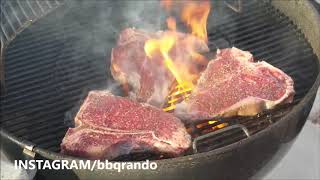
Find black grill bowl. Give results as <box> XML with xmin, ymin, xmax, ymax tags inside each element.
<box><xmin>1</xmin><ymin>1</ymin><xmax>320</xmax><ymax>180</ymax></box>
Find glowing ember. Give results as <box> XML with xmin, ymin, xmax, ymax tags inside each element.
<box><xmin>163</xmin><ymin>83</ymin><xmax>192</xmax><ymax>112</ymax></box>
<box><xmin>195</xmin><ymin>120</ymin><xmax>228</xmax><ymax>130</ymax></box>
<box><xmin>208</xmin><ymin>120</ymin><xmax>227</xmax><ymax>129</ymax></box>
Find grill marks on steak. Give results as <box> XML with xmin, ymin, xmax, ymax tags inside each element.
<box><xmin>175</xmin><ymin>47</ymin><xmax>295</xmax><ymax>120</ymax></box>
<box><xmin>111</xmin><ymin>28</ymin><xmax>208</xmax><ymax>107</ymax></box>
<box><xmin>61</xmin><ymin>90</ymin><xmax>191</xmax><ymax>160</ymax></box>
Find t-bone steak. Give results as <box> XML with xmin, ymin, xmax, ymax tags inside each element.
<box><xmin>111</xmin><ymin>28</ymin><xmax>208</xmax><ymax>107</ymax></box>
<box><xmin>175</xmin><ymin>47</ymin><xmax>295</xmax><ymax>121</ymax></box>
<box><xmin>61</xmin><ymin>90</ymin><xmax>191</xmax><ymax>159</ymax></box>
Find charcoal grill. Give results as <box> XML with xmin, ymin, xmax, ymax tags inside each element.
<box><xmin>1</xmin><ymin>0</ymin><xmax>320</xmax><ymax>180</ymax></box>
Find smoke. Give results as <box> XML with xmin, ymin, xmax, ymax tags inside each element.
<box><xmin>60</xmin><ymin>0</ymin><xmax>168</xmax><ymax>126</ymax></box>
<box><xmin>58</xmin><ymin>0</ymin><xmax>167</xmax><ymax>82</ymax></box>
<box><xmin>58</xmin><ymin>0</ymin><xmax>166</xmax><ymax>87</ymax></box>
<box><xmin>120</xmin><ymin>1</ymin><xmax>165</xmax><ymax>31</ymax></box>
<box><xmin>59</xmin><ymin>0</ymin><xmax>243</xmax><ymax>125</ymax></box>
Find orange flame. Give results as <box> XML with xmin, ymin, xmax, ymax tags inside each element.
<box><xmin>144</xmin><ymin>34</ymin><xmax>180</xmax><ymax>84</ymax></box>
<box><xmin>144</xmin><ymin>34</ymin><xmax>193</xmax><ymax>88</ymax></box>
<box><xmin>147</xmin><ymin>0</ymin><xmax>211</xmax><ymax>112</ymax></box>
<box><xmin>167</xmin><ymin>17</ymin><xmax>177</xmax><ymax>31</ymax></box>
<box><xmin>161</xmin><ymin>0</ymin><xmax>211</xmax><ymax>42</ymax></box>
<box><xmin>161</xmin><ymin>0</ymin><xmax>173</xmax><ymax>11</ymax></box>
<box><xmin>144</xmin><ymin>31</ymin><xmax>198</xmax><ymax>113</ymax></box>
<box><xmin>181</xmin><ymin>1</ymin><xmax>210</xmax><ymax>42</ymax></box>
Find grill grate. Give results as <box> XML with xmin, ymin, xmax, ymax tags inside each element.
<box><xmin>0</xmin><ymin>0</ymin><xmax>64</xmax><ymax>45</ymax></box>
<box><xmin>0</xmin><ymin>0</ymin><xmax>319</xmax><ymax>159</ymax></box>
<box><xmin>186</xmin><ymin>100</ymin><xmax>298</xmax><ymax>153</ymax></box>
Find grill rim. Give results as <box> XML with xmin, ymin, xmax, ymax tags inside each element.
<box><xmin>0</xmin><ymin>0</ymin><xmax>319</xmax><ymax>172</ymax></box>
<box><xmin>1</xmin><ymin>33</ymin><xmax>320</xmax><ymax>165</ymax></box>
<box><xmin>5</xmin><ymin>67</ymin><xmax>318</xmax><ymax>162</ymax></box>
<box><xmin>1</xmin><ymin>77</ymin><xmax>319</xmax><ymax>166</ymax></box>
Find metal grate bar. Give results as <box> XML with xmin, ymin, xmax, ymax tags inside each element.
<box><xmin>55</xmin><ymin>0</ymin><xmax>60</xmax><ymax>6</ymax></box>
<box><xmin>2</xmin><ymin>7</ymin><xmax>17</xmax><ymax>34</ymax></box>
<box><xmin>4</xmin><ymin>60</ymin><xmax>98</xmax><ymax>92</ymax></box>
<box><xmin>0</xmin><ymin>0</ymin><xmax>64</xmax><ymax>46</ymax></box>
<box><xmin>1</xmin><ymin>24</ymin><xmax>10</xmax><ymax>41</ymax></box>
<box><xmin>17</xmin><ymin>0</ymin><xmax>30</xmax><ymax>20</ymax></box>
<box><xmin>2</xmin><ymin>75</ymin><xmax>103</xmax><ymax>115</ymax></box>
<box><xmin>216</xmin><ymin>4</ymin><xmax>271</xmax><ymax>28</ymax></box>
<box><xmin>46</xmin><ymin>0</ymin><xmax>53</xmax><ymax>9</ymax></box>
<box><xmin>7</xmin><ymin>1</ymin><xmax>23</xmax><ymax>26</ymax></box>
<box><xmin>35</xmin><ymin>0</ymin><xmax>45</xmax><ymax>14</ymax></box>
<box><xmin>26</xmin><ymin>0</ymin><xmax>39</xmax><ymax>17</ymax></box>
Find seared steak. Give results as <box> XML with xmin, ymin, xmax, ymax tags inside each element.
<box><xmin>61</xmin><ymin>90</ymin><xmax>191</xmax><ymax>160</ymax></box>
<box><xmin>111</xmin><ymin>28</ymin><xmax>208</xmax><ymax>107</ymax></box>
<box><xmin>175</xmin><ymin>47</ymin><xmax>295</xmax><ymax>121</ymax></box>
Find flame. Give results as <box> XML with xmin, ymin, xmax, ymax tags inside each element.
<box><xmin>145</xmin><ymin>1</ymin><xmax>226</xmax><ymax>131</ymax></box>
<box><xmin>161</xmin><ymin>0</ymin><xmax>173</xmax><ymax>11</ymax></box>
<box><xmin>146</xmin><ymin>0</ymin><xmax>211</xmax><ymax>112</ymax></box>
<box><xmin>167</xmin><ymin>17</ymin><xmax>177</xmax><ymax>31</ymax></box>
<box><xmin>161</xmin><ymin>0</ymin><xmax>211</xmax><ymax>42</ymax></box>
<box><xmin>144</xmin><ymin>34</ymin><xmax>195</xmax><ymax>86</ymax></box>
<box><xmin>144</xmin><ymin>33</ymin><xmax>195</xmax><ymax>112</ymax></box>
<box><xmin>144</xmin><ymin>34</ymin><xmax>183</xmax><ymax>85</ymax></box>
<box><xmin>156</xmin><ymin>0</ymin><xmax>210</xmax><ymax>111</ymax></box>
<box><xmin>181</xmin><ymin>1</ymin><xmax>210</xmax><ymax>42</ymax></box>
<box><xmin>163</xmin><ymin>83</ymin><xmax>192</xmax><ymax>112</ymax></box>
